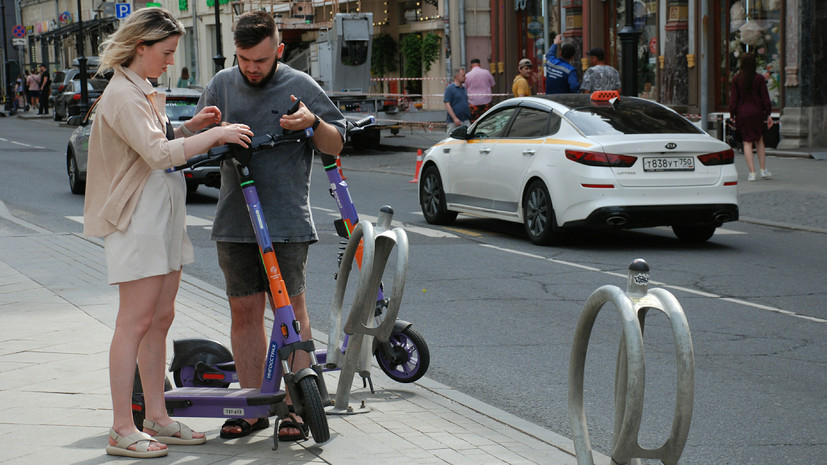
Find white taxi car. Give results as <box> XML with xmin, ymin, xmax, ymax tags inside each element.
<box><xmin>418</xmin><ymin>91</ymin><xmax>739</xmax><ymax>244</ymax></box>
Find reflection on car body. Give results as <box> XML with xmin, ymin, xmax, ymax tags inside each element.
<box><xmin>418</xmin><ymin>91</ymin><xmax>739</xmax><ymax>244</ymax></box>
<box><xmin>65</xmin><ymin>87</ymin><xmax>220</xmax><ymax>197</ymax></box>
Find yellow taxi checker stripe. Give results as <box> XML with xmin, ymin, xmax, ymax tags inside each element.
<box><xmin>543</xmin><ymin>139</ymin><xmax>593</xmax><ymax>147</ymax></box>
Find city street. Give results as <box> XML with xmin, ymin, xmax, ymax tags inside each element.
<box><xmin>1</xmin><ymin>115</ymin><xmax>826</xmax><ymax>464</ymax></box>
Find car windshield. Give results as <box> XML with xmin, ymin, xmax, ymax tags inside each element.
<box><xmin>166</xmin><ymin>99</ymin><xmax>198</xmax><ymax>122</ymax></box>
<box><xmin>563</xmin><ymin>99</ymin><xmax>703</xmax><ymax>136</ymax></box>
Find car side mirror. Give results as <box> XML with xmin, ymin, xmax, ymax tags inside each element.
<box><xmin>449</xmin><ymin>126</ymin><xmax>468</xmax><ymax>140</ymax></box>
<box><xmin>66</xmin><ymin>115</ymin><xmax>86</xmax><ymax>127</ymax></box>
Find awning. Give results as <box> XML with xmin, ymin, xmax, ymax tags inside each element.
<box><xmin>34</xmin><ymin>17</ymin><xmax>119</xmax><ymax>42</ymax></box>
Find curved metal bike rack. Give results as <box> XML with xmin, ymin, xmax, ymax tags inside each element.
<box><xmin>568</xmin><ymin>259</ymin><xmax>695</xmax><ymax>465</ymax></box>
<box><xmin>327</xmin><ymin>206</ymin><xmax>409</xmax><ymax>414</ymax></box>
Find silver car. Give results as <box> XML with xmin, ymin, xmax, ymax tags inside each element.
<box><xmin>66</xmin><ymin>87</ymin><xmax>220</xmax><ymax>196</ymax></box>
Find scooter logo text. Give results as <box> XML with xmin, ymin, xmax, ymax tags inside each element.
<box><xmin>265</xmin><ymin>341</ymin><xmax>278</xmax><ymax>380</ymax></box>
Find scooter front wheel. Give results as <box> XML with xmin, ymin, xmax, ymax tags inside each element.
<box><xmin>376</xmin><ymin>326</ymin><xmax>430</xmax><ymax>383</ymax></box>
<box><xmin>298</xmin><ymin>376</ymin><xmax>330</xmax><ymax>443</ymax></box>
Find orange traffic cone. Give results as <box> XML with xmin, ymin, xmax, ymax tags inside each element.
<box><xmin>409</xmin><ymin>149</ymin><xmax>423</xmax><ymax>183</ymax></box>
<box><xmin>336</xmin><ymin>154</ymin><xmax>346</xmax><ymax>180</ymax></box>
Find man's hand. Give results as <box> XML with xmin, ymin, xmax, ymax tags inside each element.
<box><xmin>279</xmin><ymin>95</ymin><xmax>314</xmax><ymax>131</ymax></box>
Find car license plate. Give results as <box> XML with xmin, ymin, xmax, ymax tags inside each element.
<box><xmin>643</xmin><ymin>157</ymin><xmax>695</xmax><ymax>172</ymax></box>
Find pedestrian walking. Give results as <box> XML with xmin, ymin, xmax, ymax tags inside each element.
<box><xmin>465</xmin><ymin>58</ymin><xmax>495</xmax><ymax>122</ymax></box>
<box><xmin>581</xmin><ymin>47</ymin><xmax>621</xmax><ymax>93</ymax></box>
<box><xmin>177</xmin><ymin>67</ymin><xmax>190</xmax><ymax>88</ymax></box>
<box><xmin>38</xmin><ymin>65</ymin><xmax>51</xmax><ymax>115</ymax></box>
<box><xmin>26</xmin><ymin>69</ymin><xmax>41</xmax><ymax>110</ymax></box>
<box><xmin>444</xmin><ymin>66</ymin><xmax>471</xmax><ymax>132</ymax></box>
<box><xmin>513</xmin><ymin>58</ymin><xmax>533</xmax><ymax>97</ymax></box>
<box><xmin>729</xmin><ymin>52</ymin><xmax>773</xmax><ymax>181</ymax></box>
<box><xmin>545</xmin><ymin>34</ymin><xmax>580</xmax><ymax>94</ymax></box>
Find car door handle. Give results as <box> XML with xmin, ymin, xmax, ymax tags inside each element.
<box><xmin>522</xmin><ymin>149</ymin><xmax>536</xmax><ymax>156</ymax></box>
<box><xmin>479</xmin><ymin>148</ymin><xmax>491</xmax><ymax>154</ymax></box>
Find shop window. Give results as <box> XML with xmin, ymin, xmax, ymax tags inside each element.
<box><xmin>399</xmin><ymin>1</ymin><xmax>421</xmax><ymax>25</ymax></box>
<box><xmin>725</xmin><ymin>0</ymin><xmax>783</xmax><ymax>107</ymax></box>
<box><xmin>615</xmin><ymin>0</ymin><xmax>658</xmax><ymax>100</ymax></box>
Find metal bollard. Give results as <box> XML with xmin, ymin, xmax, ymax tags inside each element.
<box><xmin>327</xmin><ymin>206</ymin><xmax>409</xmax><ymax>414</ymax></box>
<box><xmin>568</xmin><ymin>259</ymin><xmax>695</xmax><ymax>465</ymax></box>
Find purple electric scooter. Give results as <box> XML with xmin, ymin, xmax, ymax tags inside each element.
<box><xmin>165</xmin><ymin>117</ymin><xmax>429</xmax><ymax>398</ymax></box>
<box><xmin>132</xmin><ymin>120</ymin><xmax>330</xmax><ymax>447</ymax></box>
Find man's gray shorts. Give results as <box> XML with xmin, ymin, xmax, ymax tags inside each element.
<box><xmin>216</xmin><ymin>241</ymin><xmax>309</xmax><ymax>297</ymax></box>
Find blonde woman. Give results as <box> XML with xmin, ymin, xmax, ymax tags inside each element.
<box><xmin>83</xmin><ymin>7</ymin><xmax>253</xmax><ymax>458</ymax></box>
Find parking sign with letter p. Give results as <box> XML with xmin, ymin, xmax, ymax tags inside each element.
<box><xmin>115</xmin><ymin>2</ymin><xmax>131</xmax><ymax>18</ymax></box>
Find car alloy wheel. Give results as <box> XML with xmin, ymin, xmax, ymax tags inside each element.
<box><xmin>419</xmin><ymin>165</ymin><xmax>457</xmax><ymax>225</ymax></box>
<box><xmin>523</xmin><ymin>180</ymin><xmax>559</xmax><ymax>245</ymax></box>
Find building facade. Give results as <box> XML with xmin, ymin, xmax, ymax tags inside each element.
<box><xmin>7</xmin><ymin>0</ymin><xmax>824</xmax><ymax>147</ymax></box>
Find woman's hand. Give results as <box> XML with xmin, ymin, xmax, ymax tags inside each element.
<box><xmin>184</xmin><ymin>106</ymin><xmax>223</xmax><ymax>133</ymax></box>
<box><xmin>214</xmin><ymin>123</ymin><xmax>253</xmax><ymax>148</ymax></box>
<box><xmin>767</xmin><ymin>117</ymin><xmax>773</xmax><ymax>129</ymax></box>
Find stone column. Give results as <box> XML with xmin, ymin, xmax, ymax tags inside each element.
<box><xmin>562</xmin><ymin>0</ymin><xmax>584</xmax><ymax>78</ymax></box>
<box><xmin>661</xmin><ymin>0</ymin><xmax>689</xmax><ymax>107</ymax></box>
<box><xmin>778</xmin><ymin>0</ymin><xmax>807</xmax><ymax>148</ymax></box>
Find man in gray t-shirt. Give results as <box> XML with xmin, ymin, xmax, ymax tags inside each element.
<box><xmin>581</xmin><ymin>47</ymin><xmax>622</xmax><ymax>93</ymax></box>
<box><xmin>196</xmin><ymin>11</ymin><xmax>345</xmax><ymax>441</ymax></box>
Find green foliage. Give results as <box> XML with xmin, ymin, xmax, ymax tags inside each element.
<box><xmin>401</xmin><ymin>34</ymin><xmax>423</xmax><ymax>94</ymax></box>
<box><xmin>371</xmin><ymin>33</ymin><xmax>398</xmax><ymax>77</ymax></box>
<box><xmin>422</xmin><ymin>33</ymin><xmax>441</xmax><ymax>72</ymax></box>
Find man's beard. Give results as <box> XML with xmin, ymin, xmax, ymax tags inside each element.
<box><xmin>239</xmin><ymin>60</ymin><xmax>278</xmax><ymax>87</ymax></box>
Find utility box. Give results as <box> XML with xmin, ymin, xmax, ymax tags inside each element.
<box><xmin>313</xmin><ymin>12</ymin><xmax>372</xmax><ymax>93</ymax></box>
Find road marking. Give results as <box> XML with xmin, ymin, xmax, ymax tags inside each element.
<box><xmin>480</xmin><ymin>243</ymin><xmax>826</xmax><ymax>324</ymax></box>
<box><xmin>312</xmin><ymin>207</ymin><xmax>459</xmax><ymax>238</ymax></box>
<box><xmin>67</xmin><ymin>215</ymin><xmax>214</xmax><ymax>228</ymax></box>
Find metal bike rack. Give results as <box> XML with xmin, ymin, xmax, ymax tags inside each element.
<box><xmin>568</xmin><ymin>259</ymin><xmax>695</xmax><ymax>465</ymax></box>
<box><xmin>326</xmin><ymin>206</ymin><xmax>409</xmax><ymax>414</ymax></box>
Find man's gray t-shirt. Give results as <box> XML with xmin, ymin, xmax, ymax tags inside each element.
<box><xmin>581</xmin><ymin>65</ymin><xmax>621</xmax><ymax>92</ymax></box>
<box><xmin>197</xmin><ymin>63</ymin><xmax>346</xmax><ymax>243</ymax></box>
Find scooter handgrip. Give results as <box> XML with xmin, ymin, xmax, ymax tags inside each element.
<box><xmin>168</xmin><ymin>152</ymin><xmax>210</xmax><ymax>172</ymax></box>
<box><xmin>354</xmin><ymin>115</ymin><xmax>375</xmax><ymax>128</ymax></box>
<box><xmin>208</xmin><ymin>144</ymin><xmax>232</xmax><ymax>157</ymax></box>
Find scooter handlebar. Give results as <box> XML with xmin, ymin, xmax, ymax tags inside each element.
<box><xmin>168</xmin><ymin>127</ymin><xmax>315</xmax><ymax>172</ymax></box>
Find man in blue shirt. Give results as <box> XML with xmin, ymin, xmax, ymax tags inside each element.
<box><xmin>444</xmin><ymin>67</ymin><xmax>471</xmax><ymax>133</ymax></box>
<box><xmin>545</xmin><ymin>34</ymin><xmax>580</xmax><ymax>94</ymax></box>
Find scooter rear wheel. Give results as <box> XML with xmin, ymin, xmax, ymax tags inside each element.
<box><xmin>376</xmin><ymin>326</ymin><xmax>430</xmax><ymax>383</ymax></box>
<box><xmin>132</xmin><ymin>366</ymin><xmax>173</xmax><ymax>429</ymax></box>
<box><xmin>298</xmin><ymin>376</ymin><xmax>330</xmax><ymax>443</ymax></box>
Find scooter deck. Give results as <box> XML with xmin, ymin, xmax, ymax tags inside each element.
<box><xmin>165</xmin><ymin>387</ymin><xmax>288</xmax><ymax>419</ymax></box>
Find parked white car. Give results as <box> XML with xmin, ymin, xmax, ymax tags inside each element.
<box><xmin>418</xmin><ymin>92</ymin><xmax>739</xmax><ymax>244</ymax></box>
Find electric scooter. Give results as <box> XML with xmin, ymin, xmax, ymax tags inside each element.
<box><xmin>133</xmin><ymin>125</ymin><xmax>331</xmax><ymax>447</ymax></box>
<box><xmin>317</xmin><ymin>123</ymin><xmax>429</xmax><ymax>388</ymax></box>
<box><xmin>167</xmin><ymin>116</ymin><xmax>429</xmax><ymax>396</ymax></box>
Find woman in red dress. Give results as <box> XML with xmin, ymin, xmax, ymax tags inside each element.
<box><xmin>729</xmin><ymin>52</ymin><xmax>773</xmax><ymax>181</ymax></box>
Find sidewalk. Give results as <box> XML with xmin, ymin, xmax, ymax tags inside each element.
<box><xmin>0</xmin><ymin>210</ymin><xmax>603</xmax><ymax>464</ymax></box>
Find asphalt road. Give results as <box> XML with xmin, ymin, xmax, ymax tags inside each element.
<box><xmin>2</xmin><ymin>116</ymin><xmax>826</xmax><ymax>464</ymax></box>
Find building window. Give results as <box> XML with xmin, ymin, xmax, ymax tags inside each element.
<box><xmin>615</xmin><ymin>0</ymin><xmax>659</xmax><ymax>100</ymax></box>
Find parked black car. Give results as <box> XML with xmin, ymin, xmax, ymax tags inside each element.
<box><xmin>65</xmin><ymin>87</ymin><xmax>220</xmax><ymax>196</ymax></box>
<box><xmin>53</xmin><ymin>77</ymin><xmax>108</xmax><ymax>121</ymax></box>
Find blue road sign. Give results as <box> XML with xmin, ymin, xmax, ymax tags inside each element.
<box><xmin>116</xmin><ymin>3</ymin><xmax>131</xmax><ymax>19</ymax></box>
